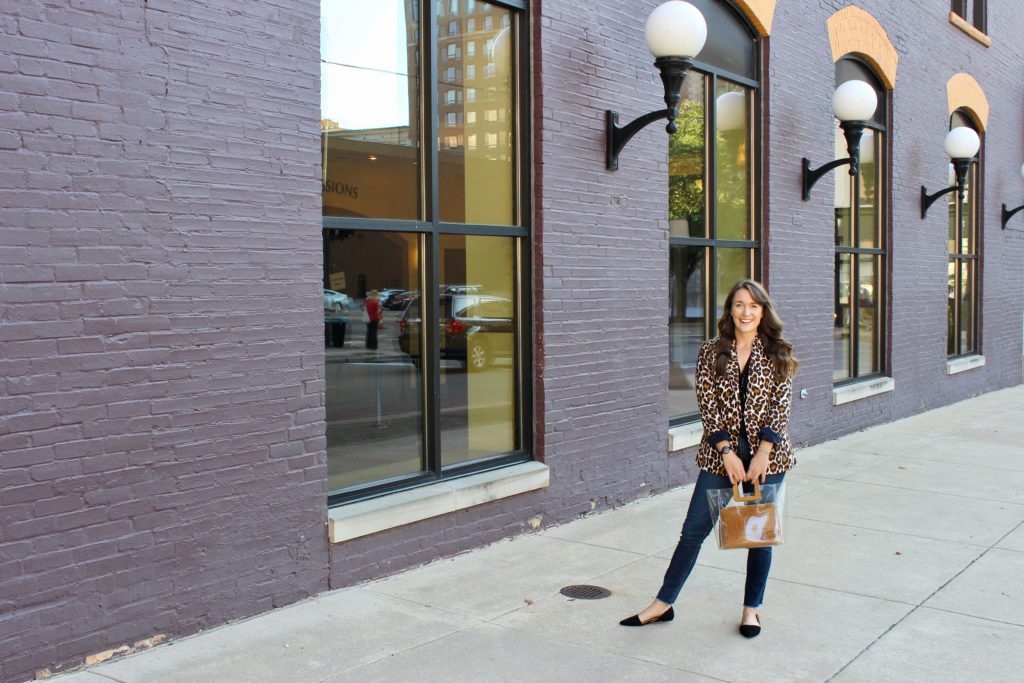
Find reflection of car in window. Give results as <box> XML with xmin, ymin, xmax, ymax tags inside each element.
<box><xmin>398</xmin><ymin>293</ymin><xmax>514</xmax><ymax>369</ymax></box>
<box><xmin>386</xmin><ymin>290</ymin><xmax>418</xmax><ymax>310</ymax></box>
<box><xmin>376</xmin><ymin>288</ymin><xmax>405</xmax><ymax>308</ymax></box>
<box><xmin>441</xmin><ymin>283</ymin><xmax>483</xmax><ymax>294</ymax></box>
<box><xmin>323</xmin><ymin>289</ymin><xmax>352</xmax><ymax>312</ymax></box>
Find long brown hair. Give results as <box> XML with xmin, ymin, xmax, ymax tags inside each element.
<box><xmin>713</xmin><ymin>279</ymin><xmax>799</xmax><ymax>379</ymax></box>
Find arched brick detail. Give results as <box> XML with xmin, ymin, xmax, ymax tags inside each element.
<box><xmin>946</xmin><ymin>73</ymin><xmax>989</xmax><ymax>131</ymax></box>
<box><xmin>827</xmin><ymin>7</ymin><xmax>898</xmax><ymax>89</ymax></box>
<box><xmin>733</xmin><ymin>0</ymin><xmax>776</xmax><ymax>36</ymax></box>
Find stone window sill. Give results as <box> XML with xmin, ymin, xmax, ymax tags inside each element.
<box><xmin>947</xmin><ymin>354</ymin><xmax>985</xmax><ymax>375</ymax></box>
<box><xmin>327</xmin><ymin>461</ymin><xmax>550</xmax><ymax>544</ymax></box>
<box><xmin>949</xmin><ymin>12</ymin><xmax>992</xmax><ymax>47</ymax></box>
<box><xmin>832</xmin><ymin>376</ymin><xmax>895</xmax><ymax>406</ymax></box>
<box><xmin>668</xmin><ymin>421</ymin><xmax>702</xmax><ymax>452</ymax></box>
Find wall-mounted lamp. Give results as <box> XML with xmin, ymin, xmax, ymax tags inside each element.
<box><xmin>1001</xmin><ymin>164</ymin><xmax>1024</xmax><ymax>229</ymax></box>
<box><xmin>605</xmin><ymin>1</ymin><xmax>707</xmax><ymax>171</ymax></box>
<box><xmin>801</xmin><ymin>80</ymin><xmax>879</xmax><ymax>200</ymax></box>
<box><xmin>920</xmin><ymin>126</ymin><xmax>980</xmax><ymax>219</ymax></box>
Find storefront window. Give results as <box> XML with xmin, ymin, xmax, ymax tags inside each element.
<box><xmin>947</xmin><ymin>111</ymin><xmax>980</xmax><ymax>357</ymax></box>
<box><xmin>321</xmin><ymin>0</ymin><xmax>528</xmax><ymax>504</ymax></box>
<box><xmin>668</xmin><ymin>0</ymin><xmax>759</xmax><ymax>424</ymax></box>
<box><xmin>833</xmin><ymin>59</ymin><xmax>887</xmax><ymax>383</ymax></box>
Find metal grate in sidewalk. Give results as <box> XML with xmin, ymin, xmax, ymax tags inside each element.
<box><xmin>559</xmin><ymin>584</ymin><xmax>611</xmax><ymax>600</ymax></box>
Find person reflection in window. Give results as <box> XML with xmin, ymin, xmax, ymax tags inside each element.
<box><xmin>365</xmin><ymin>290</ymin><xmax>383</xmax><ymax>350</ymax></box>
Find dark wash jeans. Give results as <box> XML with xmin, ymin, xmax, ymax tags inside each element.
<box><xmin>656</xmin><ymin>468</ymin><xmax>786</xmax><ymax>608</ymax></box>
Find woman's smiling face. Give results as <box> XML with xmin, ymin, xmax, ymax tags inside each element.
<box><xmin>731</xmin><ymin>286</ymin><xmax>763</xmax><ymax>337</ymax></box>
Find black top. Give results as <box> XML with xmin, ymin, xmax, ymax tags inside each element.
<box><xmin>737</xmin><ymin>361</ymin><xmax>752</xmax><ymax>459</ymax></box>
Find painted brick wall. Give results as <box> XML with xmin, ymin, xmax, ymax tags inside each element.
<box><xmin>532</xmin><ymin>0</ymin><xmax>675</xmax><ymax>503</ymax></box>
<box><xmin>768</xmin><ymin>0</ymin><xmax>1024</xmax><ymax>443</ymax></box>
<box><xmin>0</xmin><ymin>2</ymin><xmax>327</xmax><ymax>680</ymax></box>
<box><xmin>4</xmin><ymin>0</ymin><xmax>1024</xmax><ymax>679</ymax></box>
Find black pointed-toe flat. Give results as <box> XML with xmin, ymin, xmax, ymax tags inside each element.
<box><xmin>739</xmin><ymin>614</ymin><xmax>761</xmax><ymax>638</ymax></box>
<box><xmin>619</xmin><ymin>606</ymin><xmax>675</xmax><ymax>627</ymax></box>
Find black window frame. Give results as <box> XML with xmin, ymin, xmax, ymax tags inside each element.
<box><xmin>668</xmin><ymin>0</ymin><xmax>762</xmax><ymax>427</ymax></box>
<box><xmin>947</xmin><ymin>110</ymin><xmax>982</xmax><ymax>358</ymax></box>
<box><xmin>832</xmin><ymin>57</ymin><xmax>889</xmax><ymax>386</ymax></box>
<box><xmin>322</xmin><ymin>0</ymin><xmax>532</xmax><ymax>507</ymax></box>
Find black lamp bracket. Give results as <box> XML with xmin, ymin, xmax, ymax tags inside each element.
<box><xmin>801</xmin><ymin>121</ymin><xmax>867</xmax><ymax>201</ymax></box>
<box><xmin>1003</xmin><ymin>203</ymin><xmax>1024</xmax><ymax>230</ymax></box>
<box><xmin>606</xmin><ymin>57</ymin><xmax>692</xmax><ymax>171</ymax></box>
<box><xmin>921</xmin><ymin>157</ymin><xmax>972</xmax><ymax>219</ymax></box>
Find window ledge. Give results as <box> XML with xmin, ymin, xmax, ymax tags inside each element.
<box><xmin>832</xmin><ymin>376</ymin><xmax>895</xmax><ymax>405</ymax></box>
<box><xmin>669</xmin><ymin>422</ymin><xmax>702</xmax><ymax>452</ymax></box>
<box><xmin>947</xmin><ymin>354</ymin><xmax>985</xmax><ymax>375</ymax></box>
<box><xmin>327</xmin><ymin>461</ymin><xmax>550</xmax><ymax>544</ymax></box>
<box><xmin>949</xmin><ymin>12</ymin><xmax>992</xmax><ymax>46</ymax></box>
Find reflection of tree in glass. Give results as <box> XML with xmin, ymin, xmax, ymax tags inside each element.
<box><xmin>669</xmin><ymin>99</ymin><xmax>706</xmax><ymax>296</ymax></box>
<box><xmin>668</xmin><ymin>99</ymin><xmax>705</xmax><ymax>229</ymax></box>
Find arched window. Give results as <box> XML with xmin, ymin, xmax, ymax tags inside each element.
<box><xmin>833</xmin><ymin>58</ymin><xmax>887</xmax><ymax>383</ymax></box>
<box><xmin>668</xmin><ymin>0</ymin><xmax>760</xmax><ymax>422</ymax></box>
<box><xmin>947</xmin><ymin>110</ymin><xmax>981</xmax><ymax>357</ymax></box>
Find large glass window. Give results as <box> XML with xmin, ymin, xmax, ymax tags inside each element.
<box><xmin>833</xmin><ymin>59</ymin><xmax>887</xmax><ymax>383</ymax></box>
<box><xmin>948</xmin><ymin>111</ymin><xmax>981</xmax><ymax>357</ymax></box>
<box><xmin>668</xmin><ymin>0</ymin><xmax>759</xmax><ymax>423</ymax></box>
<box><xmin>321</xmin><ymin>0</ymin><xmax>528</xmax><ymax>504</ymax></box>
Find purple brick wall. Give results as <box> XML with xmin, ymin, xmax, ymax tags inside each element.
<box><xmin>768</xmin><ymin>0</ymin><xmax>1024</xmax><ymax>442</ymax></box>
<box><xmin>0</xmin><ymin>1</ymin><xmax>328</xmax><ymax>681</ymax></box>
<box><xmin>3</xmin><ymin>0</ymin><xmax>1024</xmax><ymax>680</ymax></box>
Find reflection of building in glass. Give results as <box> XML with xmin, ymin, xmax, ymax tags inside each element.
<box><xmin>319</xmin><ymin>2</ymin><xmax>514</xmax><ymax>224</ymax></box>
<box><xmin>323</xmin><ymin>121</ymin><xmax>410</xmax><ymax>146</ymax></box>
<box><xmin>437</xmin><ymin>3</ymin><xmax>513</xmax><ymax>161</ymax></box>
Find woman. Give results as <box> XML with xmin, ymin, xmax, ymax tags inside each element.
<box><xmin>364</xmin><ymin>290</ymin><xmax>383</xmax><ymax>350</ymax></box>
<box><xmin>620</xmin><ymin>279</ymin><xmax>798</xmax><ymax>638</ymax></box>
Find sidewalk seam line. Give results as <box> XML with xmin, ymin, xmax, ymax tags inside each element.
<box><xmin>826</xmin><ymin>525</ymin><xmax>1020</xmax><ymax>681</ymax></box>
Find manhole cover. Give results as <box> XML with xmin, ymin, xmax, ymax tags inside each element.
<box><xmin>559</xmin><ymin>584</ymin><xmax>611</xmax><ymax>600</ymax></box>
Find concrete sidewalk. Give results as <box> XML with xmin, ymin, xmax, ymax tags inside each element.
<box><xmin>47</xmin><ymin>387</ymin><xmax>1024</xmax><ymax>683</ymax></box>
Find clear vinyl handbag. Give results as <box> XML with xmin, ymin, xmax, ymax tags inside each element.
<box><xmin>707</xmin><ymin>481</ymin><xmax>785</xmax><ymax>549</ymax></box>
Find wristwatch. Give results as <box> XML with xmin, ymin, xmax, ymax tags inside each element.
<box><xmin>719</xmin><ymin>445</ymin><xmax>734</xmax><ymax>456</ymax></box>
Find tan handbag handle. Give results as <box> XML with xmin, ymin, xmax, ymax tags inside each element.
<box><xmin>732</xmin><ymin>481</ymin><xmax>761</xmax><ymax>502</ymax></box>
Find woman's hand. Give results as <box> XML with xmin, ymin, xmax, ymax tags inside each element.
<box><xmin>746</xmin><ymin>450</ymin><xmax>770</xmax><ymax>484</ymax></box>
<box><xmin>722</xmin><ymin>451</ymin><xmax>747</xmax><ymax>485</ymax></box>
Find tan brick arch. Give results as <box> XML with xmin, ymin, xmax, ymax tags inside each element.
<box><xmin>946</xmin><ymin>73</ymin><xmax>989</xmax><ymax>131</ymax></box>
<box><xmin>732</xmin><ymin>0</ymin><xmax>777</xmax><ymax>36</ymax></box>
<box><xmin>826</xmin><ymin>7</ymin><xmax>898</xmax><ymax>89</ymax></box>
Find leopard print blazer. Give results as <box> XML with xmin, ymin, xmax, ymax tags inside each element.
<box><xmin>694</xmin><ymin>335</ymin><xmax>795</xmax><ymax>476</ymax></box>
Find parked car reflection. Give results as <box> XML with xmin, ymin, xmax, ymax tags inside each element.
<box><xmin>398</xmin><ymin>293</ymin><xmax>514</xmax><ymax>369</ymax></box>
<box><xmin>387</xmin><ymin>290</ymin><xmax>418</xmax><ymax>311</ymax></box>
<box><xmin>377</xmin><ymin>288</ymin><xmax>405</xmax><ymax>309</ymax></box>
<box><xmin>324</xmin><ymin>289</ymin><xmax>352</xmax><ymax>312</ymax></box>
